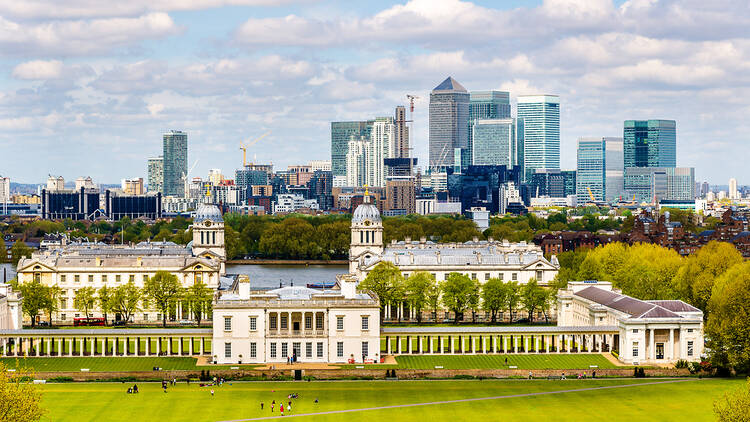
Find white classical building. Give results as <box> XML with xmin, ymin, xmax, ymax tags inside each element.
<box><xmin>558</xmin><ymin>281</ymin><xmax>704</xmax><ymax>364</ymax></box>
<box><xmin>15</xmin><ymin>203</ymin><xmax>227</xmax><ymax>324</ymax></box>
<box><xmin>212</xmin><ymin>274</ymin><xmax>380</xmax><ymax>364</ymax></box>
<box><xmin>348</xmin><ymin>195</ymin><xmax>560</xmax><ymax>285</ymax></box>
<box><xmin>0</xmin><ymin>284</ymin><xmax>22</xmax><ymax>330</ymax></box>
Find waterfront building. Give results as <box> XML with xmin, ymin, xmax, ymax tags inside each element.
<box><xmin>147</xmin><ymin>156</ymin><xmax>163</xmax><ymax>193</ymax></box>
<box><xmin>163</xmin><ymin>130</ymin><xmax>188</xmax><ymax>197</ymax></box>
<box><xmin>331</xmin><ymin>121</ymin><xmax>374</xmax><ymax>178</ymax></box>
<box><xmin>517</xmin><ymin>95</ymin><xmax>560</xmax><ymax>181</ymax></box>
<box><xmin>624</xmin><ymin>167</ymin><xmax>695</xmax><ymax>203</ymax></box>
<box><xmin>623</xmin><ymin>120</ymin><xmax>676</xmax><ymax>169</ymax></box>
<box><xmin>429</xmin><ymin>77</ymin><xmax>469</xmax><ymax>170</ymax></box>
<box><xmin>41</xmin><ymin>187</ymin><xmax>100</xmax><ymax>220</ymax></box>
<box><xmin>46</xmin><ymin>176</ymin><xmax>65</xmax><ymax>191</ymax></box>
<box><xmin>576</xmin><ymin>137</ymin><xmax>623</xmax><ymax>203</ymax></box>
<box><xmin>104</xmin><ymin>190</ymin><xmax>162</xmax><ymax>220</ymax></box>
<box><xmin>235</xmin><ymin>168</ymin><xmax>268</xmax><ymax>203</ymax></box>
<box><xmin>273</xmin><ymin>194</ymin><xmax>319</xmax><ymax>214</ymax></box>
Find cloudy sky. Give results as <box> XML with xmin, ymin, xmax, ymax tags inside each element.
<box><xmin>1</xmin><ymin>0</ymin><xmax>748</xmax><ymax>184</ymax></box>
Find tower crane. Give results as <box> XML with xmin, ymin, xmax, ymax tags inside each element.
<box><xmin>406</xmin><ymin>94</ymin><xmax>420</xmax><ymax>113</ymax></box>
<box><xmin>240</xmin><ymin>131</ymin><xmax>271</xmax><ymax>167</ymax></box>
<box><xmin>181</xmin><ymin>159</ymin><xmax>199</xmax><ymax>198</ymax></box>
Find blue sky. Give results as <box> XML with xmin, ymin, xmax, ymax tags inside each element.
<box><xmin>1</xmin><ymin>0</ymin><xmax>748</xmax><ymax>184</ymax></box>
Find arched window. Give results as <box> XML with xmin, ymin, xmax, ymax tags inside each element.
<box><xmin>201</xmin><ymin>232</ymin><xmax>205</xmax><ymax>244</ymax></box>
<box><xmin>360</xmin><ymin>231</ymin><xmax>363</xmax><ymax>243</ymax></box>
<box><xmin>212</xmin><ymin>232</ymin><xmax>216</xmax><ymax>245</ymax></box>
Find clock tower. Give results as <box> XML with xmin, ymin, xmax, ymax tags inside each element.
<box><xmin>349</xmin><ymin>195</ymin><xmax>384</xmax><ymax>275</ymax></box>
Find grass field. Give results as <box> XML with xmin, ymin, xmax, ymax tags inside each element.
<box><xmin>0</xmin><ymin>357</ymin><xmax>259</xmax><ymax>372</ymax></box>
<box><xmin>37</xmin><ymin>378</ymin><xmax>742</xmax><ymax>422</ymax></box>
<box><xmin>338</xmin><ymin>354</ymin><xmax>621</xmax><ymax>370</ymax></box>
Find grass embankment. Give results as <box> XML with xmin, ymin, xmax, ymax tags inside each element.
<box><xmin>38</xmin><ymin>378</ymin><xmax>741</xmax><ymax>422</ymax></box>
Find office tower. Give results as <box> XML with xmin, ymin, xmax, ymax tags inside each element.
<box><xmin>517</xmin><ymin>95</ymin><xmax>560</xmax><ymax>181</ymax></box>
<box><xmin>624</xmin><ymin>167</ymin><xmax>694</xmax><ymax>203</ymax></box>
<box><xmin>623</xmin><ymin>120</ymin><xmax>676</xmax><ymax>168</ymax></box>
<box><xmin>729</xmin><ymin>178</ymin><xmax>738</xmax><ymax>200</ymax></box>
<box><xmin>576</xmin><ymin>137</ymin><xmax>624</xmax><ymax>203</ymax></box>
<box><xmin>468</xmin><ymin>91</ymin><xmax>511</xmax><ymax>165</ymax></box>
<box><xmin>471</xmin><ymin>118</ymin><xmax>516</xmax><ymax>166</ymax></box>
<box><xmin>346</xmin><ymin>139</ymin><xmax>368</xmax><ymax>187</ymax></box>
<box><xmin>531</xmin><ymin>169</ymin><xmax>576</xmax><ymax>198</ymax></box>
<box><xmin>331</xmin><ymin>121</ymin><xmax>373</xmax><ymax>177</ymax></box>
<box><xmin>162</xmin><ymin>130</ymin><xmax>188</xmax><ymax>197</ymax></box>
<box><xmin>701</xmin><ymin>181</ymin><xmax>709</xmax><ymax>197</ymax></box>
<box><xmin>429</xmin><ymin>77</ymin><xmax>469</xmax><ymax>170</ymax></box>
<box><xmin>147</xmin><ymin>156</ymin><xmax>164</xmax><ymax>193</ymax></box>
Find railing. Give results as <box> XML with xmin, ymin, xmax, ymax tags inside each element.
<box><xmin>266</xmin><ymin>330</ymin><xmax>328</xmax><ymax>338</ymax></box>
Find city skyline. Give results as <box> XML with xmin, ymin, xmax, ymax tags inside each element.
<box><xmin>1</xmin><ymin>0</ymin><xmax>749</xmax><ymax>184</ymax></box>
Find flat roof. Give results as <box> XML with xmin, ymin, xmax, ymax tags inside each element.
<box><xmin>0</xmin><ymin>328</ymin><xmax>212</xmax><ymax>336</ymax></box>
<box><xmin>381</xmin><ymin>325</ymin><xmax>618</xmax><ymax>334</ymax></box>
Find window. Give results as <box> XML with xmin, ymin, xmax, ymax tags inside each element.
<box><xmin>129</xmin><ymin>275</ymin><xmax>135</xmax><ymax>283</ymax></box>
<box><xmin>317</xmin><ymin>342</ymin><xmax>324</xmax><ymax>357</ymax></box>
<box><xmin>536</xmin><ymin>270</ymin><xmax>543</xmax><ymax>280</ymax></box>
<box><xmin>224</xmin><ymin>316</ymin><xmax>232</xmax><ymax>331</ymax></box>
<box><xmin>59</xmin><ymin>298</ymin><xmax>66</xmax><ymax>309</ymax></box>
<box><xmin>498</xmin><ymin>273</ymin><xmax>504</xmax><ymax>280</ymax></box>
<box><xmin>633</xmin><ymin>329</ymin><xmax>639</xmax><ymax>333</ymax></box>
<box><xmin>687</xmin><ymin>341</ymin><xmax>694</xmax><ymax>357</ymax></box>
<box><xmin>115</xmin><ymin>275</ymin><xmax>121</xmax><ymax>283</ymax></box>
<box><xmin>212</xmin><ymin>232</ymin><xmax>216</xmax><ymax>245</ymax></box>
<box><xmin>270</xmin><ymin>315</ymin><xmax>277</xmax><ymax>330</ymax></box>
<box><xmin>337</xmin><ymin>342</ymin><xmax>344</xmax><ymax>357</ymax></box>
<box><xmin>157</xmin><ymin>313</ymin><xmax>162</xmax><ymax>321</ymax></box>
<box><xmin>101</xmin><ymin>275</ymin><xmax>107</xmax><ymax>283</ymax></box>
<box><xmin>361</xmin><ymin>316</ymin><xmax>369</xmax><ymax>330</ymax></box>
<box><xmin>484</xmin><ymin>273</ymin><xmax>490</xmax><ymax>281</ymax></box>
<box><xmin>292</xmin><ymin>342</ymin><xmax>300</xmax><ymax>358</ymax></box>
<box><xmin>196</xmin><ymin>272</ymin><xmax>203</xmax><ymax>283</ymax></box>
<box><xmin>60</xmin><ymin>275</ymin><xmax>66</xmax><ymax>283</ymax></box>
<box><xmin>88</xmin><ymin>275</ymin><xmax>94</xmax><ymax>283</ymax></box>
<box><xmin>471</xmin><ymin>273</ymin><xmax>477</xmax><ymax>280</ymax></box>
<box><xmin>143</xmin><ymin>314</ymin><xmax>149</xmax><ymax>321</ymax></box>
<box><xmin>315</xmin><ymin>314</ymin><xmax>323</xmax><ymax>330</ymax></box>
<box><xmin>142</xmin><ymin>275</ymin><xmax>148</xmax><ymax>283</ymax></box>
<box><xmin>60</xmin><ymin>314</ymin><xmax>66</xmax><ymax>320</ymax></box>
<box><xmin>74</xmin><ymin>275</ymin><xmax>80</xmax><ymax>283</ymax></box>
<box><xmin>336</xmin><ymin>316</ymin><xmax>344</xmax><ymax>330</ymax></box>
<box><xmin>362</xmin><ymin>342</ymin><xmax>369</xmax><ymax>358</ymax></box>
<box><xmin>270</xmin><ymin>343</ymin><xmax>277</xmax><ymax>358</ymax></box>
<box><xmin>281</xmin><ymin>343</ymin><xmax>288</xmax><ymax>358</ymax></box>
<box><xmin>250</xmin><ymin>342</ymin><xmax>257</xmax><ymax>358</ymax></box>
<box><xmin>249</xmin><ymin>317</ymin><xmax>257</xmax><ymax>331</ymax></box>
<box><xmin>201</xmin><ymin>232</ymin><xmax>205</xmax><ymax>244</ymax></box>
<box><xmin>687</xmin><ymin>329</ymin><xmax>693</xmax><ymax>333</ymax></box>
<box><xmin>224</xmin><ymin>342</ymin><xmax>232</xmax><ymax>358</ymax></box>
<box><xmin>281</xmin><ymin>314</ymin><xmax>288</xmax><ymax>329</ymax></box>
<box><xmin>306</xmin><ymin>342</ymin><xmax>312</xmax><ymax>358</ymax></box>
<box><xmin>305</xmin><ymin>315</ymin><xmax>312</xmax><ymax>330</ymax></box>
<box><xmin>512</xmin><ymin>273</ymin><xmax>518</xmax><ymax>281</ymax></box>
<box><xmin>632</xmin><ymin>341</ymin><xmax>639</xmax><ymax>357</ymax></box>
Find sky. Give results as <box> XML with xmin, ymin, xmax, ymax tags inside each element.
<box><xmin>1</xmin><ymin>0</ymin><xmax>749</xmax><ymax>185</ymax></box>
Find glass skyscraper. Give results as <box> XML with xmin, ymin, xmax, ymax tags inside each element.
<box><xmin>576</xmin><ymin>137</ymin><xmax>623</xmax><ymax>203</ymax></box>
<box><xmin>162</xmin><ymin>130</ymin><xmax>187</xmax><ymax>197</ymax></box>
<box><xmin>147</xmin><ymin>156</ymin><xmax>163</xmax><ymax>193</ymax></box>
<box><xmin>471</xmin><ymin>118</ymin><xmax>515</xmax><ymax>166</ymax></box>
<box><xmin>517</xmin><ymin>95</ymin><xmax>560</xmax><ymax>182</ymax></box>
<box><xmin>468</xmin><ymin>91</ymin><xmax>511</xmax><ymax>166</ymax></box>
<box><xmin>624</xmin><ymin>167</ymin><xmax>693</xmax><ymax>203</ymax></box>
<box><xmin>330</xmin><ymin>121</ymin><xmax>374</xmax><ymax>177</ymax></box>
<box><xmin>623</xmin><ymin>120</ymin><xmax>676</xmax><ymax>168</ymax></box>
<box><xmin>429</xmin><ymin>77</ymin><xmax>469</xmax><ymax>170</ymax></box>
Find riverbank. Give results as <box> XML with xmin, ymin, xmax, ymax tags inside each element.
<box><xmin>227</xmin><ymin>259</ymin><xmax>348</xmax><ymax>265</ymax></box>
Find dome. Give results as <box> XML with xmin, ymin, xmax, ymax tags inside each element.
<box><xmin>194</xmin><ymin>203</ymin><xmax>224</xmax><ymax>223</ymax></box>
<box><xmin>352</xmin><ymin>197</ymin><xmax>381</xmax><ymax>225</ymax></box>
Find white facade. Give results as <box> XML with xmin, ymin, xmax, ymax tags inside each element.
<box><xmin>0</xmin><ymin>284</ymin><xmax>22</xmax><ymax>330</ymax></box>
<box><xmin>367</xmin><ymin>118</ymin><xmax>395</xmax><ymax>188</ymax></box>
<box><xmin>273</xmin><ymin>194</ymin><xmax>319</xmax><ymax>214</ymax></box>
<box><xmin>345</xmin><ymin>139</ymin><xmax>367</xmax><ymax>187</ymax></box>
<box><xmin>47</xmin><ymin>176</ymin><xmax>65</xmax><ymax>191</ymax></box>
<box><xmin>557</xmin><ymin>281</ymin><xmax>704</xmax><ymax>364</ymax></box>
<box><xmin>0</xmin><ymin>176</ymin><xmax>9</xmax><ymax>204</ymax></box>
<box><xmin>729</xmin><ymin>178</ymin><xmax>738</xmax><ymax>200</ymax></box>
<box><xmin>309</xmin><ymin>160</ymin><xmax>332</xmax><ymax>172</ymax></box>
<box><xmin>213</xmin><ymin>275</ymin><xmax>380</xmax><ymax>364</ymax></box>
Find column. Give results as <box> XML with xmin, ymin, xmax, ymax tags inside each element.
<box><xmin>168</xmin><ymin>336</ymin><xmax>173</xmax><ymax>355</ymax></box>
<box><xmin>546</xmin><ymin>335</ymin><xmax>550</xmax><ymax>353</ymax></box>
<box><xmin>386</xmin><ymin>336</ymin><xmax>391</xmax><ymax>354</ymax></box>
<box><xmin>189</xmin><ymin>337</ymin><xmax>194</xmax><ymax>355</ymax></box>
<box><xmin>34</xmin><ymin>338</ymin><xmax>39</xmax><ymax>356</ymax></box>
<box><xmin>668</xmin><ymin>329</ymin><xmax>674</xmax><ymax>360</ymax></box>
<box><xmin>397</xmin><ymin>337</ymin><xmax>401</xmax><ymax>354</ymax></box>
<box><xmin>199</xmin><ymin>337</ymin><xmax>204</xmax><ymax>355</ymax></box>
<box><xmin>649</xmin><ymin>329</ymin><xmax>655</xmax><ymax>361</ymax></box>
<box><xmin>440</xmin><ymin>337</ymin><xmax>444</xmax><ymax>354</ymax></box>
<box><xmin>503</xmin><ymin>336</ymin><xmax>508</xmax><ymax>353</ymax></box>
<box><xmin>524</xmin><ymin>336</ymin><xmax>529</xmax><ymax>353</ymax></box>
<box><xmin>418</xmin><ymin>336</ymin><xmax>423</xmax><ymax>354</ymax></box>
<box><xmin>514</xmin><ymin>336</ymin><xmax>518</xmax><ymax>353</ymax></box>
<box><xmin>179</xmin><ymin>337</ymin><xmax>183</xmax><ymax>356</ymax></box>
<box><xmin>450</xmin><ymin>336</ymin><xmax>455</xmax><ymax>354</ymax></box>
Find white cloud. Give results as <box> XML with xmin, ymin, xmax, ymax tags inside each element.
<box><xmin>147</xmin><ymin>103</ymin><xmax>165</xmax><ymax>115</ymax></box>
<box><xmin>12</xmin><ymin>60</ymin><xmax>63</xmax><ymax>79</ymax></box>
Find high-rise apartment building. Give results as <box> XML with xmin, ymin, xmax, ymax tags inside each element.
<box><xmin>331</xmin><ymin>121</ymin><xmax>374</xmax><ymax>177</ymax></box>
<box><xmin>367</xmin><ymin>117</ymin><xmax>395</xmax><ymax>188</ymax></box>
<box><xmin>309</xmin><ymin>160</ymin><xmax>332</xmax><ymax>172</ymax></box>
<box><xmin>394</xmin><ymin>106</ymin><xmax>410</xmax><ymax>159</ymax></box>
<box><xmin>517</xmin><ymin>95</ymin><xmax>560</xmax><ymax>181</ymax></box>
<box><xmin>623</xmin><ymin>120</ymin><xmax>676</xmax><ymax>169</ymax></box>
<box><xmin>346</xmin><ymin>139</ymin><xmax>368</xmax><ymax>188</ymax></box>
<box><xmin>471</xmin><ymin>118</ymin><xmax>516</xmax><ymax>167</ymax></box>
<box><xmin>0</xmin><ymin>176</ymin><xmax>9</xmax><ymax>204</ymax></box>
<box><xmin>147</xmin><ymin>156</ymin><xmax>163</xmax><ymax>193</ymax></box>
<box><xmin>429</xmin><ymin>77</ymin><xmax>469</xmax><ymax>170</ymax></box>
<box><xmin>729</xmin><ymin>178</ymin><xmax>738</xmax><ymax>200</ymax></box>
<box><xmin>208</xmin><ymin>169</ymin><xmax>224</xmax><ymax>185</ymax></box>
<box><xmin>576</xmin><ymin>137</ymin><xmax>623</xmax><ymax>203</ymax></box>
<box><xmin>121</xmin><ymin>178</ymin><xmax>144</xmax><ymax>195</ymax></box>
<box><xmin>162</xmin><ymin>130</ymin><xmax>188</xmax><ymax>197</ymax></box>
<box><xmin>468</xmin><ymin>91</ymin><xmax>511</xmax><ymax>166</ymax></box>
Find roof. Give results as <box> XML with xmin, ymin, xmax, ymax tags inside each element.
<box><xmin>433</xmin><ymin>77</ymin><xmax>466</xmax><ymax>93</ymax></box>
<box><xmin>382</xmin><ymin>325</ymin><xmax>619</xmax><ymax>334</ymax></box>
<box><xmin>366</xmin><ymin>245</ymin><xmax>555</xmax><ymax>269</ymax></box>
<box><xmin>194</xmin><ymin>203</ymin><xmax>223</xmax><ymax>223</ymax></box>
<box><xmin>572</xmin><ymin>286</ymin><xmax>701</xmax><ymax>320</ymax></box>
<box><xmin>0</xmin><ymin>328</ymin><xmax>211</xmax><ymax>336</ymax></box>
<box><xmin>351</xmin><ymin>197</ymin><xmax>381</xmax><ymax>224</ymax></box>
<box><xmin>647</xmin><ymin>300</ymin><xmax>701</xmax><ymax>313</ymax></box>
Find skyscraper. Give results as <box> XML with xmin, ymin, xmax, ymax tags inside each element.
<box><xmin>729</xmin><ymin>178</ymin><xmax>738</xmax><ymax>200</ymax></box>
<box><xmin>330</xmin><ymin>121</ymin><xmax>374</xmax><ymax>177</ymax></box>
<box><xmin>367</xmin><ymin>117</ymin><xmax>395</xmax><ymax>188</ymax></box>
<box><xmin>471</xmin><ymin>118</ymin><xmax>516</xmax><ymax>166</ymax></box>
<box><xmin>576</xmin><ymin>137</ymin><xmax>623</xmax><ymax>203</ymax></box>
<box><xmin>468</xmin><ymin>91</ymin><xmax>511</xmax><ymax>166</ymax></box>
<box><xmin>147</xmin><ymin>156</ymin><xmax>163</xmax><ymax>193</ymax></box>
<box><xmin>162</xmin><ymin>130</ymin><xmax>188</xmax><ymax>197</ymax></box>
<box><xmin>623</xmin><ymin>120</ymin><xmax>676</xmax><ymax>169</ymax></box>
<box><xmin>624</xmin><ymin>167</ymin><xmax>694</xmax><ymax>203</ymax></box>
<box><xmin>517</xmin><ymin>95</ymin><xmax>560</xmax><ymax>181</ymax></box>
<box><xmin>429</xmin><ymin>77</ymin><xmax>469</xmax><ymax>170</ymax></box>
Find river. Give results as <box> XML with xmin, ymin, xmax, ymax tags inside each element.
<box><xmin>0</xmin><ymin>263</ymin><xmax>347</xmax><ymax>288</ymax></box>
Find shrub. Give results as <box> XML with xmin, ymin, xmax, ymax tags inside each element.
<box><xmin>48</xmin><ymin>376</ymin><xmax>74</xmax><ymax>383</ymax></box>
<box><xmin>687</xmin><ymin>362</ymin><xmax>701</xmax><ymax>374</ymax></box>
<box><xmin>453</xmin><ymin>374</ymin><xmax>475</xmax><ymax>379</ymax></box>
<box><xmin>674</xmin><ymin>360</ymin><xmax>689</xmax><ymax>369</ymax></box>
<box><xmin>638</xmin><ymin>368</ymin><xmax>646</xmax><ymax>378</ymax></box>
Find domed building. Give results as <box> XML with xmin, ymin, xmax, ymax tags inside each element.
<box><xmin>348</xmin><ymin>195</ymin><xmax>384</xmax><ymax>274</ymax></box>
<box><xmin>192</xmin><ymin>202</ymin><xmax>226</xmax><ymax>275</ymax></box>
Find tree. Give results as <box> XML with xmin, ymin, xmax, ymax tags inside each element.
<box><xmin>9</xmin><ymin>241</ymin><xmax>32</xmax><ymax>265</ymax></box>
<box><xmin>426</xmin><ymin>281</ymin><xmax>441</xmax><ymax>321</ymax></box>
<box><xmin>501</xmin><ymin>281</ymin><xmax>520</xmax><ymax>322</ymax></box>
<box><xmin>111</xmin><ymin>282</ymin><xmax>142</xmax><ymax>325</ymax></box>
<box><xmin>672</xmin><ymin>241</ymin><xmax>742</xmax><ymax>315</ymax></box>
<box><xmin>521</xmin><ymin>279</ymin><xmax>547</xmax><ymax>322</ymax></box>
<box><xmin>706</xmin><ymin>262</ymin><xmax>750</xmax><ymax>375</ymax></box>
<box><xmin>45</xmin><ymin>285</ymin><xmax>62</xmax><ymax>326</ymax></box>
<box><xmin>440</xmin><ymin>273</ymin><xmax>479</xmax><ymax>323</ymax></box>
<box><xmin>481</xmin><ymin>278</ymin><xmax>505</xmax><ymax>322</ymax></box>
<box><xmin>97</xmin><ymin>286</ymin><xmax>114</xmax><ymax>326</ymax></box>
<box><xmin>713</xmin><ymin>378</ymin><xmax>750</xmax><ymax>422</ymax></box>
<box><xmin>185</xmin><ymin>281</ymin><xmax>214</xmax><ymax>325</ymax></box>
<box><xmin>73</xmin><ymin>286</ymin><xmax>97</xmax><ymax>321</ymax></box>
<box><xmin>0</xmin><ymin>236</ymin><xmax>5</xmax><ymax>263</ymax></box>
<box><xmin>143</xmin><ymin>271</ymin><xmax>182</xmax><ymax>327</ymax></box>
<box><xmin>0</xmin><ymin>362</ymin><xmax>46</xmax><ymax>421</ymax></box>
<box><xmin>15</xmin><ymin>280</ymin><xmax>48</xmax><ymax>328</ymax></box>
<box><xmin>358</xmin><ymin>262</ymin><xmax>404</xmax><ymax>322</ymax></box>
<box><xmin>404</xmin><ymin>272</ymin><xmax>435</xmax><ymax>323</ymax></box>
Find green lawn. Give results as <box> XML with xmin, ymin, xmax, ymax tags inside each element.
<box><xmin>0</xmin><ymin>357</ymin><xmax>257</xmax><ymax>372</ymax></box>
<box><xmin>37</xmin><ymin>378</ymin><xmax>742</xmax><ymax>422</ymax></box>
<box><xmin>393</xmin><ymin>354</ymin><xmax>620</xmax><ymax>370</ymax></box>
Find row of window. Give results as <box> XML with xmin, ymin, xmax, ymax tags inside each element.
<box><xmin>47</xmin><ymin>273</ymin><xmax>207</xmax><ymax>284</ymax></box>
<box><xmin>399</xmin><ymin>271</ymin><xmax>544</xmax><ymax>282</ymax></box>
<box><xmin>632</xmin><ymin>340</ymin><xmax>694</xmax><ymax>357</ymax></box>
<box><xmin>225</xmin><ymin>316</ymin><xmax>370</xmax><ymax>332</ymax></box>
<box><xmin>200</xmin><ymin>231</ymin><xmax>218</xmax><ymax>245</ymax></box>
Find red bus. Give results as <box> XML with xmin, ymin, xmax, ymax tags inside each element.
<box><xmin>73</xmin><ymin>317</ymin><xmax>105</xmax><ymax>326</ymax></box>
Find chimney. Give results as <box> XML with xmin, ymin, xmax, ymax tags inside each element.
<box><xmin>409</xmin><ymin>252</ymin><xmax>414</xmax><ymax>265</ymax></box>
<box><xmin>476</xmin><ymin>252</ymin><xmax>482</xmax><ymax>264</ymax></box>
<box><xmin>238</xmin><ymin>275</ymin><xmax>250</xmax><ymax>299</ymax></box>
<box><xmin>136</xmin><ymin>257</ymin><xmax>142</xmax><ymax>266</ymax></box>
<box><xmin>95</xmin><ymin>257</ymin><xmax>101</xmax><ymax>266</ymax></box>
<box><xmin>436</xmin><ymin>250</ymin><xmax>441</xmax><ymax>264</ymax></box>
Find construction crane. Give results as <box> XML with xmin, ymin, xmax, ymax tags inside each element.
<box><xmin>240</xmin><ymin>131</ymin><xmax>271</xmax><ymax>167</ymax></box>
<box><xmin>406</xmin><ymin>94</ymin><xmax>420</xmax><ymax>113</ymax></box>
<box><xmin>181</xmin><ymin>159</ymin><xmax>199</xmax><ymax>198</ymax></box>
<box><xmin>587</xmin><ymin>186</ymin><xmax>597</xmax><ymax>202</ymax></box>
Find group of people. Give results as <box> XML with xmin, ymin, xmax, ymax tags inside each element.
<box><xmin>126</xmin><ymin>384</ymin><xmax>139</xmax><ymax>394</ymax></box>
<box><xmin>259</xmin><ymin>392</ymin><xmax>312</xmax><ymax>416</ymax></box>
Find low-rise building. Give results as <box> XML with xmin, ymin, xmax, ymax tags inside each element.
<box><xmin>0</xmin><ymin>284</ymin><xmax>22</xmax><ymax>330</ymax></box>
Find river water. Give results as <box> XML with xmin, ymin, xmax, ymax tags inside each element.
<box><xmin>0</xmin><ymin>262</ymin><xmax>347</xmax><ymax>288</ymax></box>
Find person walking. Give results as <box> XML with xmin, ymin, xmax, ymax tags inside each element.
<box><xmin>280</xmin><ymin>403</ymin><xmax>284</xmax><ymax>416</ymax></box>
<box><xmin>261</xmin><ymin>402</ymin><xmax>264</xmax><ymax>410</ymax></box>
<box><xmin>210</xmin><ymin>389</ymin><xmax>214</xmax><ymax>396</ymax></box>
<box><xmin>271</xmin><ymin>400</ymin><xmax>275</xmax><ymax>412</ymax></box>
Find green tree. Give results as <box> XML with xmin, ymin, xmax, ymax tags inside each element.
<box><xmin>358</xmin><ymin>262</ymin><xmax>404</xmax><ymax>322</ymax></box>
<box><xmin>404</xmin><ymin>271</ymin><xmax>435</xmax><ymax>323</ymax></box>
<box><xmin>440</xmin><ymin>273</ymin><xmax>479</xmax><ymax>323</ymax></box>
<box><xmin>706</xmin><ymin>262</ymin><xmax>750</xmax><ymax>374</ymax></box>
<box><xmin>521</xmin><ymin>278</ymin><xmax>547</xmax><ymax>322</ymax></box>
<box><xmin>426</xmin><ymin>281</ymin><xmax>441</xmax><ymax>320</ymax></box>
<box><xmin>44</xmin><ymin>285</ymin><xmax>62</xmax><ymax>326</ymax></box>
<box><xmin>143</xmin><ymin>271</ymin><xmax>182</xmax><ymax>327</ymax></box>
<box><xmin>97</xmin><ymin>286</ymin><xmax>114</xmax><ymax>326</ymax></box>
<box><xmin>0</xmin><ymin>362</ymin><xmax>46</xmax><ymax>421</ymax></box>
<box><xmin>111</xmin><ymin>282</ymin><xmax>142</xmax><ymax>325</ymax></box>
<box><xmin>0</xmin><ymin>236</ymin><xmax>5</xmax><ymax>263</ymax></box>
<box><xmin>481</xmin><ymin>278</ymin><xmax>505</xmax><ymax>322</ymax></box>
<box><xmin>501</xmin><ymin>281</ymin><xmax>520</xmax><ymax>322</ymax></box>
<box><xmin>9</xmin><ymin>241</ymin><xmax>32</xmax><ymax>265</ymax></box>
<box><xmin>73</xmin><ymin>286</ymin><xmax>97</xmax><ymax>321</ymax></box>
<box><xmin>184</xmin><ymin>281</ymin><xmax>214</xmax><ymax>325</ymax></box>
<box><xmin>713</xmin><ymin>378</ymin><xmax>750</xmax><ymax>422</ymax></box>
<box><xmin>15</xmin><ymin>280</ymin><xmax>48</xmax><ymax>328</ymax></box>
